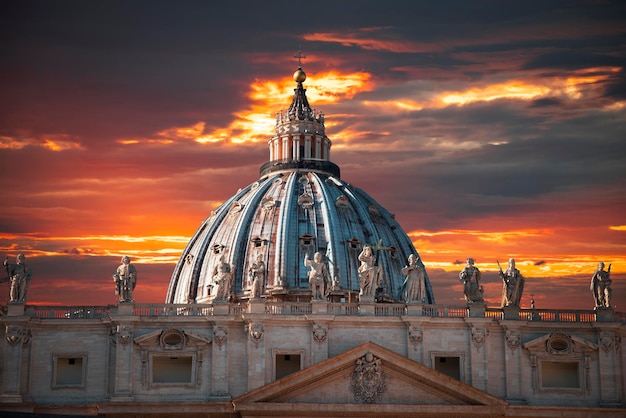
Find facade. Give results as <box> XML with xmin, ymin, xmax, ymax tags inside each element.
<box><xmin>1</xmin><ymin>67</ymin><xmax>625</xmax><ymax>417</ymax></box>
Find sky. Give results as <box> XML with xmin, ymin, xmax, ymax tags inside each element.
<box><xmin>1</xmin><ymin>0</ymin><xmax>625</xmax><ymax>310</ymax></box>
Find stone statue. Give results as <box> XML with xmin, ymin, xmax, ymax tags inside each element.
<box><xmin>459</xmin><ymin>257</ymin><xmax>483</xmax><ymax>303</ymax></box>
<box><xmin>4</xmin><ymin>254</ymin><xmax>32</xmax><ymax>303</ymax></box>
<box><xmin>590</xmin><ymin>262</ymin><xmax>612</xmax><ymax>308</ymax></box>
<box><xmin>499</xmin><ymin>258</ymin><xmax>524</xmax><ymax>308</ymax></box>
<box><xmin>358</xmin><ymin>246</ymin><xmax>380</xmax><ymax>298</ymax></box>
<box><xmin>401</xmin><ymin>254</ymin><xmax>425</xmax><ymax>303</ymax></box>
<box><xmin>304</xmin><ymin>252</ymin><xmax>329</xmax><ymax>300</ymax></box>
<box><xmin>248</xmin><ymin>254</ymin><xmax>266</xmax><ymax>299</ymax></box>
<box><xmin>212</xmin><ymin>255</ymin><xmax>232</xmax><ymax>301</ymax></box>
<box><xmin>113</xmin><ymin>255</ymin><xmax>137</xmax><ymax>303</ymax></box>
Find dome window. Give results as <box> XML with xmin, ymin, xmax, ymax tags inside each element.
<box><xmin>211</xmin><ymin>244</ymin><xmax>225</xmax><ymax>254</ymax></box>
<box><xmin>298</xmin><ymin>193</ymin><xmax>314</xmax><ymax>209</ymax></box>
<box><xmin>251</xmin><ymin>237</ymin><xmax>266</xmax><ymax>248</ymax></box>
<box><xmin>229</xmin><ymin>202</ymin><xmax>243</xmax><ymax>216</ymax></box>
<box><xmin>261</xmin><ymin>196</ymin><xmax>275</xmax><ymax>211</ymax></box>
<box><xmin>335</xmin><ymin>196</ymin><xmax>350</xmax><ymax>211</ymax></box>
<box><xmin>347</xmin><ymin>238</ymin><xmax>361</xmax><ymax>250</ymax></box>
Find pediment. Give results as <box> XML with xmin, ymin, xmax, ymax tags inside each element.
<box><xmin>134</xmin><ymin>328</ymin><xmax>211</xmax><ymax>350</ymax></box>
<box><xmin>523</xmin><ymin>332</ymin><xmax>597</xmax><ymax>355</ymax></box>
<box><xmin>233</xmin><ymin>341</ymin><xmax>507</xmax><ymax>417</ymax></box>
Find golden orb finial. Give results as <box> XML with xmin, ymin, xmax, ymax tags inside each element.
<box><xmin>293</xmin><ymin>67</ymin><xmax>306</xmax><ymax>83</ymax></box>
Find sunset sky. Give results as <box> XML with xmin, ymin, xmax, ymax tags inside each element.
<box><xmin>1</xmin><ymin>1</ymin><xmax>625</xmax><ymax>309</ymax></box>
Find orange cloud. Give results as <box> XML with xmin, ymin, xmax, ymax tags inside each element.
<box><xmin>120</xmin><ymin>71</ymin><xmax>374</xmax><ymax>146</ymax></box>
<box><xmin>0</xmin><ymin>133</ymin><xmax>83</xmax><ymax>151</ymax></box>
<box><xmin>364</xmin><ymin>66</ymin><xmax>623</xmax><ymax>112</ymax></box>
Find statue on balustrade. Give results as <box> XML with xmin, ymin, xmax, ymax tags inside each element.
<box><xmin>304</xmin><ymin>252</ymin><xmax>329</xmax><ymax>300</ymax></box>
<box><xmin>590</xmin><ymin>262</ymin><xmax>612</xmax><ymax>308</ymax></box>
<box><xmin>499</xmin><ymin>258</ymin><xmax>524</xmax><ymax>308</ymax></box>
<box><xmin>3</xmin><ymin>253</ymin><xmax>32</xmax><ymax>303</ymax></box>
<box><xmin>401</xmin><ymin>254</ymin><xmax>426</xmax><ymax>303</ymax></box>
<box><xmin>248</xmin><ymin>254</ymin><xmax>266</xmax><ymax>299</ymax></box>
<box><xmin>212</xmin><ymin>255</ymin><xmax>233</xmax><ymax>301</ymax></box>
<box><xmin>358</xmin><ymin>246</ymin><xmax>380</xmax><ymax>298</ymax></box>
<box><xmin>113</xmin><ymin>255</ymin><xmax>137</xmax><ymax>303</ymax></box>
<box><xmin>459</xmin><ymin>257</ymin><xmax>483</xmax><ymax>303</ymax></box>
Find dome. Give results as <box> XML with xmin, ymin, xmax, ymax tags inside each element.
<box><xmin>166</xmin><ymin>68</ymin><xmax>435</xmax><ymax>304</ymax></box>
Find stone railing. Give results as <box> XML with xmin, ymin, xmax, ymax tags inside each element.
<box><xmin>11</xmin><ymin>303</ymin><xmax>624</xmax><ymax>323</ymax></box>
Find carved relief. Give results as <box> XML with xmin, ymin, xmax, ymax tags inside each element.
<box><xmin>312</xmin><ymin>323</ymin><xmax>327</xmax><ymax>343</ymax></box>
<box><xmin>213</xmin><ymin>325</ymin><xmax>228</xmax><ymax>349</ymax></box>
<box><xmin>349</xmin><ymin>352</ymin><xmax>387</xmax><ymax>403</ymax></box>
<box><xmin>247</xmin><ymin>322</ymin><xmax>264</xmax><ymax>348</ymax></box>
<box><xmin>471</xmin><ymin>327</ymin><xmax>488</xmax><ymax>349</ymax></box>
<box><xmin>408</xmin><ymin>325</ymin><xmax>423</xmax><ymax>350</ymax></box>
<box><xmin>116</xmin><ymin>324</ymin><xmax>133</xmax><ymax>345</ymax></box>
<box><xmin>505</xmin><ymin>329</ymin><xmax>521</xmax><ymax>351</ymax></box>
<box><xmin>599</xmin><ymin>332</ymin><xmax>614</xmax><ymax>353</ymax></box>
<box><xmin>5</xmin><ymin>324</ymin><xmax>30</xmax><ymax>346</ymax></box>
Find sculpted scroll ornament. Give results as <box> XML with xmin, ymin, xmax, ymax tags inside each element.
<box><xmin>350</xmin><ymin>352</ymin><xmax>387</xmax><ymax>403</ymax></box>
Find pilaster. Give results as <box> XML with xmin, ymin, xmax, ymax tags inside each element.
<box><xmin>246</xmin><ymin>320</ymin><xmax>265</xmax><ymax>392</ymax></box>
<box><xmin>466</xmin><ymin>319</ymin><xmax>490</xmax><ymax>391</ymax></box>
<box><xmin>211</xmin><ymin>323</ymin><xmax>229</xmax><ymax>396</ymax></box>
<box><xmin>1</xmin><ymin>319</ymin><xmax>29</xmax><ymax>403</ymax></box>
<box><xmin>110</xmin><ymin>306</ymin><xmax>136</xmax><ymax>401</ymax></box>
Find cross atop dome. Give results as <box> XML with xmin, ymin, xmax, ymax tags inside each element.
<box><xmin>293</xmin><ymin>45</ymin><xmax>306</xmax><ymax>67</ymax></box>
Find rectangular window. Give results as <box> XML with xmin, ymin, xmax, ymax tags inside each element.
<box><xmin>541</xmin><ymin>361</ymin><xmax>580</xmax><ymax>388</ymax></box>
<box><xmin>275</xmin><ymin>353</ymin><xmax>302</xmax><ymax>380</ymax></box>
<box><xmin>53</xmin><ymin>355</ymin><xmax>86</xmax><ymax>388</ymax></box>
<box><xmin>434</xmin><ymin>356</ymin><xmax>461</xmax><ymax>380</ymax></box>
<box><xmin>152</xmin><ymin>356</ymin><xmax>193</xmax><ymax>384</ymax></box>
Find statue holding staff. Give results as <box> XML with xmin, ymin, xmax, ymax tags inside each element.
<box><xmin>4</xmin><ymin>254</ymin><xmax>32</xmax><ymax>303</ymax></box>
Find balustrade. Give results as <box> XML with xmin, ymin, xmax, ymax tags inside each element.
<box><xmin>16</xmin><ymin>303</ymin><xmax>622</xmax><ymax>323</ymax></box>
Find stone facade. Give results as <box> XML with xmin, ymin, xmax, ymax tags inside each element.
<box><xmin>0</xmin><ymin>302</ymin><xmax>624</xmax><ymax>417</ymax></box>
